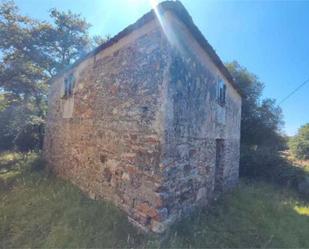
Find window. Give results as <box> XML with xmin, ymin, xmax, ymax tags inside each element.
<box><xmin>217</xmin><ymin>78</ymin><xmax>226</xmax><ymax>106</ymax></box>
<box><xmin>63</xmin><ymin>73</ymin><xmax>75</xmax><ymax>98</ymax></box>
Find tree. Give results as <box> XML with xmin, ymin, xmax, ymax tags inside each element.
<box><xmin>92</xmin><ymin>34</ymin><xmax>112</xmax><ymax>47</ymax></box>
<box><xmin>43</xmin><ymin>8</ymin><xmax>92</xmax><ymax>74</ymax></box>
<box><xmin>226</xmin><ymin>61</ymin><xmax>285</xmax><ymax>177</ymax></box>
<box><xmin>289</xmin><ymin>123</ymin><xmax>309</xmax><ymax>160</ymax></box>
<box><xmin>0</xmin><ymin>0</ymin><xmax>96</xmax><ymax>151</ymax></box>
<box><xmin>226</xmin><ymin>61</ymin><xmax>284</xmax><ymax>148</ymax></box>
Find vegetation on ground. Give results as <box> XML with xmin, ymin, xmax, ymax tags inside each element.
<box><xmin>289</xmin><ymin>123</ymin><xmax>309</xmax><ymax>160</ymax></box>
<box><xmin>1</xmin><ymin>152</ymin><xmax>308</xmax><ymax>248</ymax></box>
<box><xmin>167</xmin><ymin>181</ymin><xmax>309</xmax><ymax>248</ymax></box>
<box><xmin>0</xmin><ymin>0</ymin><xmax>308</xmax><ymax>248</ymax></box>
<box><xmin>0</xmin><ymin>1</ymin><xmax>109</xmax><ymax>152</ymax></box>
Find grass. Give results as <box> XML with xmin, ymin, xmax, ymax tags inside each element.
<box><xmin>0</xmin><ymin>152</ymin><xmax>309</xmax><ymax>248</ymax></box>
<box><xmin>167</xmin><ymin>181</ymin><xmax>309</xmax><ymax>248</ymax></box>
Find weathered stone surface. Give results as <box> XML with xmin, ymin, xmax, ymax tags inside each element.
<box><xmin>44</xmin><ymin>2</ymin><xmax>241</xmax><ymax>233</ymax></box>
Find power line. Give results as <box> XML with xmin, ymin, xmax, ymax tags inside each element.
<box><xmin>278</xmin><ymin>78</ymin><xmax>309</xmax><ymax>105</ymax></box>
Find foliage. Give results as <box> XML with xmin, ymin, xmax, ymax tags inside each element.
<box><xmin>240</xmin><ymin>146</ymin><xmax>309</xmax><ymax>196</ymax></box>
<box><xmin>92</xmin><ymin>34</ymin><xmax>112</xmax><ymax>47</ymax></box>
<box><xmin>13</xmin><ymin>115</ymin><xmax>45</xmax><ymax>152</ymax></box>
<box><xmin>289</xmin><ymin>123</ymin><xmax>309</xmax><ymax>160</ymax></box>
<box><xmin>239</xmin><ymin>145</ymin><xmax>284</xmax><ymax>179</ymax></box>
<box><xmin>0</xmin><ymin>103</ymin><xmax>45</xmax><ymax>151</ymax></box>
<box><xmin>0</xmin><ymin>1</ymin><xmax>107</xmax><ymax>152</ymax></box>
<box><xmin>0</xmin><ymin>155</ymin><xmax>308</xmax><ymax>248</ymax></box>
<box><xmin>226</xmin><ymin>61</ymin><xmax>285</xmax><ymax>177</ymax></box>
<box><xmin>0</xmin><ymin>151</ymin><xmax>41</xmax><ymax>188</ymax></box>
<box><xmin>226</xmin><ymin>61</ymin><xmax>284</xmax><ymax>148</ymax></box>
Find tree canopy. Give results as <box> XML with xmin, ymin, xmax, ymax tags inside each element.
<box><xmin>226</xmin><ymin>61</ymin><xmax>284</xmax><ymax>148</ymax></box>
<box><xmin>0</xmin><ymin>0</ymin><xmax>106</xmax><ymax>151</ymax></box>
<box><xmin>226</xmin><ymin>61</ymin><xmax>285</xmax><ymax>177</ymax></box>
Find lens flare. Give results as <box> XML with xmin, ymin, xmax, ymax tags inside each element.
<box><xmin>150</xmin><ymin>0</ymin><xmax>181</xmax><ymax>50</ymax></box>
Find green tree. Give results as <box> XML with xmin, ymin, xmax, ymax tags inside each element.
<box><xmin>226</xmin><ymin>61</ymin><xmax>285</xmax><ymax>177</ymax></box>
<box><xmin>0</xmin><ymin>0</ymin><xmax>97</xmax><ymax>151</ymax></box>
<box><xmin>226</xmin><ymin>61</ymin><xmax>284</xmax><ymax>148</ymax></box>
<box><xmin>289</xmin><ymin>123</ymin><xmax>309</xmax><ymax>160</ymax></box>
<box><xmin>92</xmin><ymin>34</ymin><xmax>112</xmax><ymax>47</ymax></box>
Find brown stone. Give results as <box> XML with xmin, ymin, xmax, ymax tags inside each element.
<box><xmin>43</xmin><ymin>1</ymin><xmax>241</xmax><ymax>234</ymax></box>
<box><xmin>136</xmin><ymin>202</ymin><xmax>159</xmax><ymax>219</ymax></box>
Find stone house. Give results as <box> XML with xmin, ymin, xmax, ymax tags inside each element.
<box><xmin>44</xmin><ymin>1</ymin><xmax>242</xmax><ymax>233</ymax></box>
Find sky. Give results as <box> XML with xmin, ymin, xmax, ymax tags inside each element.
<box><xmin>13</xmin><ymin>0</ymin><xmax>309</xmax><ymax>136</ymax></box>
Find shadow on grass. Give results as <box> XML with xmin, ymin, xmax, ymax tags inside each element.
<box><xmin>240</xmin><ymin>146</ymin><xmax>309</xmax><ymax>199</ymax></box>
<box><xmin>0</xmin><ymin>169</ymin><xmax>157</xmax><ymax>248</ymax></box>
<box><xmin>0</xmin><ymin>152</ymin><xmax>44</xmax><ymax>190</ymax></box>
<box><xmin>270</xmin><ymin>157</ymin><xmax>309</xmax><ymax>200</ymax></box>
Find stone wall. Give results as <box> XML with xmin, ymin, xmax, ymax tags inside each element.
<box><xmin>44</xmin><ymin>22</ymin><xmax>171</xmax><ymax>232</ymax></box>
<box><xmin>44</xmin><ymin>10</ymin><xmax>241</xmax><ymax>233</ymax></box>
<box><xmin>157</xmin><ymin>12</ymin><xmax>242</xmax><ymax>225</ymax></box>
<box><xmin>158</xmin><ymin>49</ymin><xmax>241</xmax><ymax>224</ymax></box>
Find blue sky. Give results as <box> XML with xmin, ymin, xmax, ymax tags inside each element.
<box><xmin>14</xmin><ymin>0</ymin><xmax>309</xmax><ymax>136</ymax></box>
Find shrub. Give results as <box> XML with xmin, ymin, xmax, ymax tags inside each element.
<box><xmin>240</xmin><ymin>145</ymin><xmax>308</xmax><ymax>196</ymax></box>
<box><xmin>240</xmin><ymin>145</ymin><xmax>283</xmax><ymax>179</ymax></box>
<box><xmin>0</xmin><ymin>104</ymin><xmax>45</xmax><ymax>152</ymax></box>
<box><xmin>14</xmin><ymin>116</ymin><xmax>45</xmax><ymax>152</ymax></box>
<box><xmin>289</xmin><ymin>123</ymin><xmax>309</xmax><ymax>160</ymax></box>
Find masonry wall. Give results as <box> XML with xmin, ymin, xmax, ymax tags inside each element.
<box><xmin>44</xmin><ymin>21</ymin><xmax>172</xmax><ymax>232</ymax></box>
<box><xmin>158</xmin><ymin>13</ymin><xmax>242</xmax><ymax>224</ymax></box>
<box><xmin>44</xmin><ymin>11</ymin><xmax>242</xmax><ymax>234</ymax></box>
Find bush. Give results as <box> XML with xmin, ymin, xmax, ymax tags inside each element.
<box><xmin>14</xmin><ymin>116</ymin><xmax>45</xmax><ymax>152</ymax></box>
<box><xmin>0</xmin><ymin>151</ymin><xmax>45</xmax><ymax>189</ymax></box>
<box><xmin>240</xmin><ymin>145</ymin><xmax>283</xmax><ymax>179</ymax></box>
<box><xmin>226</xmin><ymin>62</ymin><xmax>285</xmax><ymax>178</ymax></box>
<box><xmin>289</xmin><ymin>123</ymin><xmax>309</xmax><ymax>160</ymax></box>
<box><xmin>240</xmin><ymin>145</ymin><xmax>307</xmax><ymax>195</ymax></box>
<box><xmin>0</xmin><ymin>104</ymin><xmax>45</xmax><ymax>152</ymax></box>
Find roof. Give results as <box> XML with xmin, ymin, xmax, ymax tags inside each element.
<box><xmin>53</xmin><ymin>1</ymin><xmax>242</xmax><ymax>96</ymax></box>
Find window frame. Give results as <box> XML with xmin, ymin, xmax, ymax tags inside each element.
<box><xmin>217</xmin><ymin>78</ymin><xmax>226</xmax><ymax>106</ymax></box>
<box><xmin>63</xmin><ymin>73</ymin><xmax>75</xmax><ymax>99</ymax></box>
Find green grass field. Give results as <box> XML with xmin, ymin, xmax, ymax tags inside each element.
<box><xmin>1</xmin><ymin>152</ymin><xmax>308</xmax><ymax>248</ymax></box>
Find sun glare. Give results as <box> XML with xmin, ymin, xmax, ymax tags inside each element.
<box><xmin>126</xmin><ymin>0</ymin><xmax>160</xmax><ymax>8</ymax></box>
<box><xmin>128</xmin><ymin>0</ymin><xmax>139</xmax><ymax>4</ymax></box>
<box><xmin>150</xmin><ymin>0</ymin><xmax>159</xmax><ymax>9</ymax></box>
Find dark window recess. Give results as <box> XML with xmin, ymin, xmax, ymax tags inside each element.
<box><xmin>217</xmin><ymin>79</ymin><xmax>226</xmax><ymax>106</ymax></box>
<box><xmin>63</xmin><ymin>74</ymin><xmax>76</xmax><ymax>98</ymax></box>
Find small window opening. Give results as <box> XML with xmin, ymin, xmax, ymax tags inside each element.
<box><xmin>63</xmin><ymin>73</ymin><xmax>75</xmax><ymax>98</ymax></box>
<box><xmin>217</xmin><ymin>78</ymin><xmax>226</xmax><ymax>106</ymax></box>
